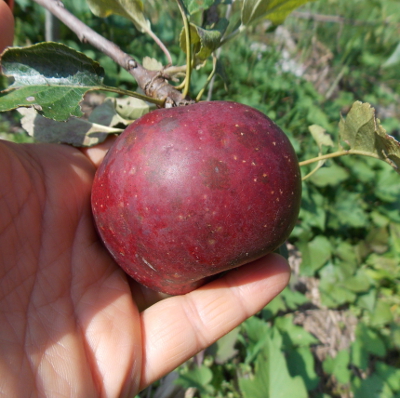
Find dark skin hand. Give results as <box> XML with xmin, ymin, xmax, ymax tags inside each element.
<box><xmin>0</xmin><ymin>6</ymin><xmax>291</xmax><ymax>397</ymax></box>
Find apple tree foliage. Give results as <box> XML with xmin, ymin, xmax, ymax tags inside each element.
<box><xmin>1</xmin><ymin>0</ymin><xmax>400</xmax><ymax>397</ymax></box>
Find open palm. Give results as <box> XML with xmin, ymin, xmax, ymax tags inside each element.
<box><xmin>0</xmin><ymin>140</ymin><xmax>290</xmax><ymax>398</ymax></box>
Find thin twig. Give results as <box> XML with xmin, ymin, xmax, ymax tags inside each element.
<box><xmin>32</xmin><ymin>0</ymin><xmax>192</xmax><ymax>106</ymax></box>
<box><xmin>146</xmin><ymin>28</ymin><xmax>173</xmax><ymax>65</ymax></box>
<box><xmin>33</xmin><ymin>0</ymin><xmax>138</xmax><ymax>71</ymax></box>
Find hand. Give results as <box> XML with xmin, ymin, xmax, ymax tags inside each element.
<box><xmin>0</xmin><ymin>140</ymin><xmax>290</xmax><ymax>397</ymax></box>
<box><xmin>0</xmin><ymin>5</ymin><xmax>290</xmax><ymax>397</ymax></box>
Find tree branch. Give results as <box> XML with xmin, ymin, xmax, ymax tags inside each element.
<box><xmin>32</xmin><ymin>0</ymin><xmax>193</xmax><ymax>107</ymax></box>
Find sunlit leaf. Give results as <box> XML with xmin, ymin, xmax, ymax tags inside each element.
<box><xmin>341</xmin><ymin>270</ymin><xmax>372</xmax><ymax>293</ymax></box>
<box><xmin>302</xmin><ymin>125</ymin><xmax>335</xmax><ymax>180</ymax></box>
<box><xmin>142</xmin><ymin>56</ymin><xmax>163</xmax><ymax>71</ymax></box>
<box><xmin>206</xmin><ymin>327</ymin><xmax>240</xmax><ymax>364</ymax></box>
<box><xmin>238</xmin><ymin>329</ymin><xmax>308</xmax><ymax>398</ymax></box>
<box><xmin>241</xmin><ymin>316</ymin><xmax>271</xmax><ymax>364</ymax></box>
<box><xmin>353</xmin><ymin>322</ymin><xmax>387</xmax><ymax>363</ymax></box>
<box><xmin>323</xmin><ymin>350</ymin><xmax>351</xmax><ymax>385</ymax></box>
<box><xmin>309</xmin><ymin>124</ymin><xmax>334</xmax><ymax>151</ymax></box>
<box><xmin>356</xmin><ymin>288</ymin><xmax>377</xmax><ymax>314</ymax></box>
<box><xmin>298</xmin><ymin>235</ymin><xmax>332</xmax><ymax>276</ymax></box>
<box><xmin>174</xmin><ymin>365</ymin><xmax>214</xmax><ymax>395</ymax></box>
<box><xmin>329</xmin><ymin>191</ymin><xmax>369</xmax><ymax>229</ymax></box>
<box><xmin>370</xmin><ymin>300</ymin><xmax>394</xmax><ymax>327</ymax></box>
<box><xmin>0</xmin><ymin>43</ymin><xmax>104</xmax><ymax>121</ymax></box>
<box><xmin>275</xmin><ymin>315</ymin><xmax>319</xmax><ymax>348</ymax></box>
<box><xmin>376</xmin><ymin>362</ymin><xmax>400</xmax><ymax>392</ymax></box>
<box><xmin>183</xmin><ymin>0</ymin><xmax>215</xmax><ymax>15</ymax></box>
<box><xmin>280</xmin><ymin>287</ymin><xmax>309</xmax><ymax>310</ymax></box>
<box><xmin>320</xmin><ymin>282</ymin><xmax>357</xmax><ymax>308</ymax></box>
<box><xmin>111</xmin><ymin>97</ymin><xmax>156</xmax><ymax>120</ymax></box>
<box><xmin>335</xmin><ymin>241</ymin><xmax>359</xmax><ymax>267</ymax></box>
<box><xmin>390</xmin><ymin>223</ymin><xmax>400</xmax><ymax>255</ymax></box>
<box><xmin>339</xmin><ymin>101</ymin><xmax>400</xmax><ymax>173</ymax></box>
<box><xmin>352</xmin><ymin>374</ymin><xmax>394</xmax><ymax>398</ymax></box>
<box><xmin>241</xmin><ymin>0</ymin><xmax>313</xmax><ymax>27</ymax></box>
<box><xmin>309</xmin><ymin>162</ymin><xmax>349</xmax><ymax>187</ymax></box>
<box><xmin>85</xmin><ymin>0</ymin><xmax>150</xmax><ymax>33</ymax></box>
<box><xmin>262</xmin><ymin>294</ymin><xmax>286</xmax><ymax>320</ymax></box>
<box><xmin>383</xmin><ymin>42</ymin><xmax>400</xmax><ymax>68</ymax></box>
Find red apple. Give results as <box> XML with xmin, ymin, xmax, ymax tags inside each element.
<box><xmin>91</xmin><ymin>101</ymin><xmax>301</xmax><ymax>294</ymax></box>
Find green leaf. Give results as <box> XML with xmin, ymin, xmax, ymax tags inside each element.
<box><xmin>238</xmin><ymin>330</ymin><xmax>308</xmax><ymax>398</ymax></box>
<box><xmin>287</xmin><ymin>347</ymin><xmax>320</xmax><ymax>391</ymax></box>
<box><xmin>85</xmin><ymin>0</ymin><xmax>150</xmax><ymax>33</ymax></box>
<box><xmin>375</xmin><ymin>166</ymin><xmax>400</xmax><ymax>202</ymax></box>
<box><xmin>309</xmin><ymin>162</ymin><xmax>349</xmax><ymax>187</ymax></box>
<box><xmin>207</xmin><ymin>327</ymin><xmax>240</xmax><ymax>364</ymax></box>
<box><xmin>383</xmin><ymin>42</ymin><xmax>400</xmax><ymax>68</ymax></box>
<box><xmin>303</xmin><ymin>125</ymin><xmax>336</xmax><ymax>180</ymax></box>
<box><xmin>323</xmin><ymin>350</ymin><xmax>351</xmax><ymax>385</ymax></box>
<box><xmin>180</xmin><ymin>20</ymin><xmax>229</xmax><ymax>64</ymax></box>
<box><xmin>298</xmin><ymin>184</ymin><xmax>327</xmax><ymax>231</ymax></box>
<box><xmin>365</xmin><ymin>255</ymin><xmax>400</xmax><ymax>282</ymax></box>
<box><xmin>318</xmin><ymin>263</ymin><xmax>358</xmax><ymax>307</ymax></box>
<box><xmin>142</xmin><ymin>56</ymin><xmax>163</xmax><ymax>71</ymax></box>
<box><xmin>319</xmin><ymin>281</ymin><xmax>357</xmax><ymax>308</ymax></box>
<box><xmin>298</xmin><ymin>235</ymin><xmax>332</xmax><ymax>276</ymax></box>
<box><xmin>183</xmin><ymin>0</ymin><xmax>215</xmax><ymax>15</ymax></box>
<box><xmin>309</xmin><ymin>124</ymin><xmax>334</xmax><ymax>151</ymax></box>
<box><xmin>351</xmin><ymin>322</ymin><xmax>386</xmax><ymax>369</ymax></box>
<box><xmin>352</xmin><ymin>374</ymin><xmax>394</xmax><ymax>398</ymax></box>
<box><xmin>175</xmin><ymin>365</ymin><xmax>214</xmax><ymax>394</ymax></box>
<box><xmin>365</xmin><ymin>227</ymin><xmax>389</xmax><ymax>254</ymax></box>
<box><xmin>375</xmin><ymin>361</ymin><xmax>400</xmax><ymax>391</ymax></box>
<box><xmin>274</xmin><ymin>315</ymin><xmax>319</xmax><ymax>348</ymax></box>
<box><xmin>356</xmin><ymin>288</ymin><xmax>377</xmax><ymax>313</ymax></box>
<box><xmin>341</xmin><ymin>270</ymin><xmax>372</xmax><ymax>293</ymax></box>
<box><xmin>17</xmin><ymin>107</ymin><xmax>122</xmax><ymax>147</ymax></box>
<box><xmin>390</xmin><ymin>323</ymin><xmax>400</xmax><ymax>350</ymax></box>
<box><xmin>280</xmin><ymin>287</ymin><xmax>309</xmax><ymax>310</ymax></box>
<box><xmin>241</xmin><ymin>0</ymin><xmax>313</xmax><ymax>27</ymax></box>
<box><xmin>329</xmin><ymin>192</ymin><xmax>369</xmax><ymax>229</ymax></box>
<box><xmin>262</xmin><ymin>293</ymin><xmax>287</xmax><ymax>320</ymax></box>
<box><xmin>339</xmin><ymin>101</ymin><xmax>400</xmax><ymax>174</ymax></box>
<box><xmin>390</xmin><ymin>223</ymin><xmax>400</xmax><ymax>255</ymax></box>
<box><xmin>334</xmin><ymin>241</ymin><xmax>359</xmax><ymax>267</ymax></box>
<box><xmin>111</xmin><ymin>97</ymin><xmax>156</xmax><ymax>120</ymax></box>
<box><xmin>370</xmin><ymin>300</ymin><xmax>394</xmax><ymax>327</ymax></box>
<box><xmin>351</xmin><ymin>338</ymin><xmax>368</xmax><ymax>370</ymax></box>
<box><xmin>0</xmin><ymin>43</ymin><xmax>104</xmax><ymax>121</ymax></box>
<box><xmin>241</xmin><ymin>317</ymin><xmax>271</xmax><ymax>364</ymax></box>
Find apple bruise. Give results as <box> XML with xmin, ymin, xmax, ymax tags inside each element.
<box><xmin>91</xmin><ymin>101</ymin><xmax>302</xmax><ymax>295</ymax></box>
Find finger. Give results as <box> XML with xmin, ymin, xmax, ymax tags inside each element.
<box><xmin>139</xmin><ymin>253</ymin><xmax>290</xmax><ymax>389</ymax></box>
<box><xmin>0</xmin><ymin>0</ymin><xmax>14</xmax><ymax>54</ymax></box>
<box><xmin>79</xmin><ymin>135</ymin><xmax>117</xmax><ymax>168</ymax></box>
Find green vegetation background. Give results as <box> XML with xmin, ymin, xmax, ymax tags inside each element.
<box><xmin>1</xmin><ymin>0</ymin><xmax>399</xmax><ymax>397</ymax></box>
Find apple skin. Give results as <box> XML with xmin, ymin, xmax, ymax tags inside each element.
<box><xmin>91</xmin><ymin>101</ymin><xmax>301</xmax><ymax>295</ymax></box>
